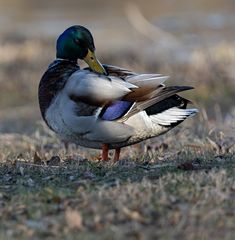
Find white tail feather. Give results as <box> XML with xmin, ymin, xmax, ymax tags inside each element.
<box><xmin>150</xmin><ymin>107</ymin><xmax>198</xmax><ymax>126</ymax></box>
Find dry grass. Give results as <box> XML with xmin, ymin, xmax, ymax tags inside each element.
<box><xmin>0</xmin><ymin>117</ymin><xmax>234</xmax><ymax>239</ymax></box>
<box><xmin>0</xmin><ymin>154</ymin><xmax>235</xmax><ymax>240</ymax></box>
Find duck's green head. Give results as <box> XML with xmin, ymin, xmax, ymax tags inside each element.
<box><xmin>56</xmin><ymin>25</ymin><xmax>106</xmax><ymax>74</ymax></box>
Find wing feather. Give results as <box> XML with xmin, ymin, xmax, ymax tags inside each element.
<box><xmin>68</xmin><ymin>64</ymin><xmax>195</xmax><ymax>123</ymax></box>
<box><xmin>122</xmin><ymin>86</ymin><xmax>194</xmax><ymax>120</ymax></box>
<box><xmin>66</xmin><ymin>69</ymin><xmax>138</xmax><ymax>106</ymax></box>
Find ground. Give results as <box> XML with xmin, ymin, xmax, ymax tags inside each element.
<box><xmin>0</xmin><ymin>118</ymin><xmax>234</xmax><ymax>240</ymax></box>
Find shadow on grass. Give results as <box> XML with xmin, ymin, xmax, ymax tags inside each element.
<box><xmin>1</xmin><ymin>151</ymin><xmax>234</xmax><ymax>194</ymax></box>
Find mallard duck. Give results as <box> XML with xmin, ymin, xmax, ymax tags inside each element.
<box><xmin>38</xmin><ymin>25</ymin><xmax>198</xmax><ymax>161</ymax></box>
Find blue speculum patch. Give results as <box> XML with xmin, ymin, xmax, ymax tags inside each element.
<box><xmin>100</xmin><ymin>100</ymin><xmax>134</xmax><ymax>121</ymax></box>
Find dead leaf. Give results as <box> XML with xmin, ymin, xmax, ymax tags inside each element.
<box><xmin>65</xmin><ymin>209</ymin><xmax>83</xmax><ymax>230</ymax></box>
<box><xmin>177</xmin><ymin>161</ymin><xmax>197</xmax><ymax>171</ymax></box>
<box><xmin>122</xmin><ymin>207</ymin><xmax>145</xmax><ymax>223</ymax></box>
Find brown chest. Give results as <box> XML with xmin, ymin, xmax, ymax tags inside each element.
<box><xmin>38</xmin><ymin>60</ymin><xmax>80</xmax><ymax>123</ymax></box>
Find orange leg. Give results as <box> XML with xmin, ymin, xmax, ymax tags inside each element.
<box><xmin>102</xmin><ymin>144</ymin><xmax>109</xmax><ymax>161</ymax></box>
<box><xmin>113</xmin><ymin>148</ymin><xmax>121</xmax><ymax>162</ymax></box>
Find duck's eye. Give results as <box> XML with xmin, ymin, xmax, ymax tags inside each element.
<box><xmin>74</xmin><ymin>39</ymin><xmax>80</xmax><ymax>45</ymax></box>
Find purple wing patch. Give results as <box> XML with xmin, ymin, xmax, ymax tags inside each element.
<box><xmin>100</xmin><ymin>101</ymin><xmax>134</xmax><ymax>121</ymax></box>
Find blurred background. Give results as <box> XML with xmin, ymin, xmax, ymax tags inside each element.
<box><xmin>0</xmin><ymin>0</ymin><xmax>234</xmax><ymax>139</ymax></box>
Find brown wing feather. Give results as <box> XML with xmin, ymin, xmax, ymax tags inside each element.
<box><xmin>102</xmin><ymin>64</ymin><xmax>168</xmax><ymax>102</ymax></box>
<box><xmin>123</xmin><ymin>84</ymin><xmax>164</xmax><ymax>101</ymax></box>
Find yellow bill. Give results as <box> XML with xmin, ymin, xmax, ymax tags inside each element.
<box><xmin>84</xmin><ymin>49</ymin><xmax>107</xmax><ymax>75</ymax></box>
